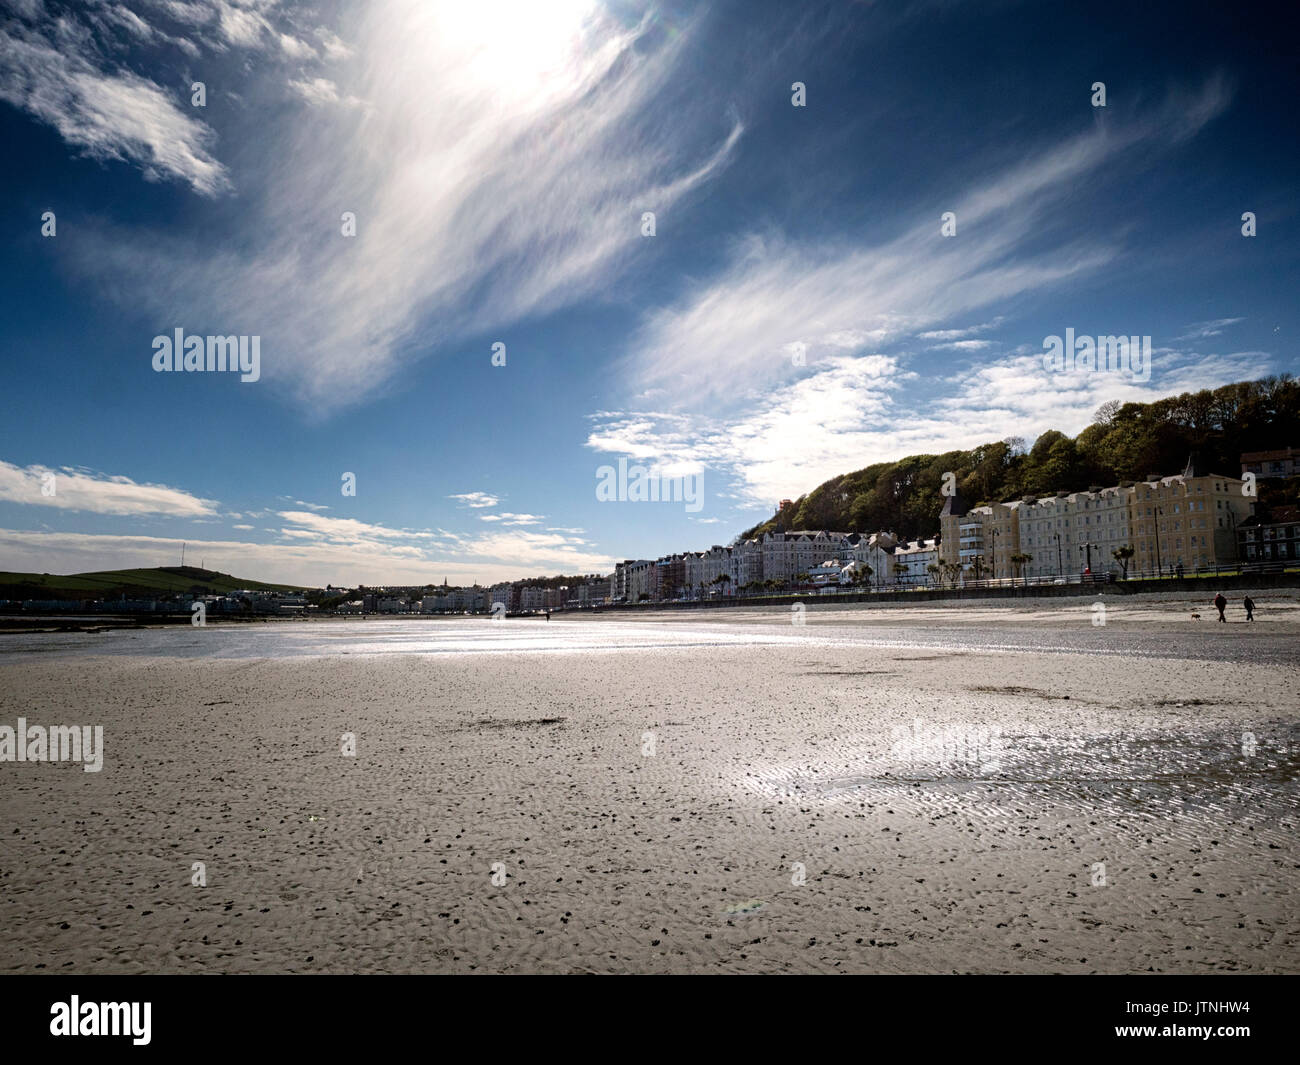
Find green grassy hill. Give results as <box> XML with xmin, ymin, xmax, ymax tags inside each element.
<box><xmin>0</xmin><ymin>567</ymin><xmax>302</xmax><ymax>600</ymax></box>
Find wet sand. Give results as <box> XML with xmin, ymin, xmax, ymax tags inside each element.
<box><xmin>1</xmin><ymin>601</ymin><xmax>1296</xmax><ymax>974</ymax></box>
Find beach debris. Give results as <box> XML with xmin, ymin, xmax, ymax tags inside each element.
<box><xmin>724</xmin><ymin>899</ymin><xmax>766</xmax><ymax>918</ymax></box>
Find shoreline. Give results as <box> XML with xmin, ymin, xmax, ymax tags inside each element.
<box><xmin>3</xmin><ymin>582</ymin><xmax>1296</xmax><ymax>636</ymax></box>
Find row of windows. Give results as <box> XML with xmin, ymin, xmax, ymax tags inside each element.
<box><xmin>1241</xmin><ymin>528</ymin><xmax>1299</xmax><ymax>541</ymax></box>
<box><xmin>1245</xmin><ymin>543</ymin><xmax>1295</xmax><ymax>558</ymax></box>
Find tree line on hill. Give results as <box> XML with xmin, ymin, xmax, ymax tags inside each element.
<box><xmin>741</xmin><ymin>376</ymin><xmax>1300</xmax><ymax>544</ymax></box>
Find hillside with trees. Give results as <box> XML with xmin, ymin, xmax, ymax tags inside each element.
<box><xmin>740</xmin><ymin>376</ymin><xmax>1300</xmax><ymax>543</ymax></box>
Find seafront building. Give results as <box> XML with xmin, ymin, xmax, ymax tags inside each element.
<box><xmin>759</xmin><ymin>530</ymin><xmax>852</xmax><ymax>583</ymax></box>
<box><xmin>1238</xmin><ymin>504</ymin><xmax>1300</xmax><ymax>565</ymax></box>
<box><xmin>1240</xmin><ymin>447</ymin><xmax>1300</xmax><ymax>480</ymax></box>
<box><xmin>891</xmin><ymin>538</ymin><xmax>940</xmax><ymax>585</ymax></box>
<box><xmin>940</xmin><ymin>458</ymin><xmax>1253</xmax><ymax>578</ymax></box>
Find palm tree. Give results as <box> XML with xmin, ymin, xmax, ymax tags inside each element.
<box><xmin>1112</xmin><ymin>545</ymin><xmax>1134</xmax><ymax>580</ymax></box>
<box><xmin>1010</xmin><ymin>552</ymin><xmax>1032</xmax><ymax>585</ymax></box>
<box><xmin>969</xmin><ymin>554</ymin><xmax>985</xmax><ymax>582</ymax></box>
<box><xmin>926</xmin><ymin>562</ymin><xmax>941</xmax><ymax>588</ymax></box>
<box><xmin>891</xmin><ymin>561</ymin><xmax>908</xmax><ymax>588</ymax></box>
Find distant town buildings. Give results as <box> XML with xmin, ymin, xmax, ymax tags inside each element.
<box><xmin>4</xmin><ymin>453</ymin><xmax>1292</xmax><ymax>619</ymax></box>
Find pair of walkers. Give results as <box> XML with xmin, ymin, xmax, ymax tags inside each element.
<box><xmin>1213</xmin><ymin>593</ymin><xmax>1255</xmax><ymax>622</ymax></box>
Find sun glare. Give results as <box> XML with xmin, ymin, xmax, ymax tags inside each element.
<box><xmin>434</xmin><ymin>0</ymin><xmax>601</xmax><ymax>98</ymax></box>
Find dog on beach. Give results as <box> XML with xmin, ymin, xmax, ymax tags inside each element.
<box><xmin>1190</xmin><ymin>612</ymin><xmax>1201</xmax><ymax>620</ymax></box>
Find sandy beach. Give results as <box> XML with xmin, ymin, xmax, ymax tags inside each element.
<box><xmin>2</xmin><ymin>594</ymin><xmax>1297</xmax><ymax>974</ymax></box>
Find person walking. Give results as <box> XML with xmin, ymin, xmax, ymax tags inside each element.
<box><xmin>1214</xmin><ymin>592</ymin><xmax>1227</xmax><ymax>623</ymax></box>
<box><xmin>1243</xmin><ymin>595</ymin><xmax>1255</xmax><ymax>622</ymax></box>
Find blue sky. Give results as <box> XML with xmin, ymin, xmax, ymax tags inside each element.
<box><xmin>1</xmin><ymin>0</ymin><xmax>1296</xmax><ymax>586</ymax></box>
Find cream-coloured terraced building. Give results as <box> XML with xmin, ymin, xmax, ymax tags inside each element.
<box><xmin>1127</xmin><ymin>468</ymin><xmax>1251</xmax><ymax>574</ymax></box>
<box><xmin>940</xmin><ymin>459</ymin><xmax>1251</xmax><ymax>578</ymax></box>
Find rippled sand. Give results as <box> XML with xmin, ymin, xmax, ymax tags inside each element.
<box><xmin>1</xmin><ymin>611</ymin><xmax>1296</xmax><ymax>973</ymax></box>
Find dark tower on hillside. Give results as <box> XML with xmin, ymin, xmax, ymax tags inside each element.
<box><xmin>937</xmin><ymin>484</ymin><xmax>969</xmax><ymax>566</ymax></box>
<box><xmin>939</xmin><ymin>486</ymin><xmax>968</xmax><ymax>520</ymax></box>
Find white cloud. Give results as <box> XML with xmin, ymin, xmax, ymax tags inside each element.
<box><xmin>586</xmin><ymin>347</ymin><xmax>1269</xmax><ymax>506</ymax></box>
<box><xmin>0</xmin><ymin>14</ymin><xmax>230</xmax><ymax>195</ymax></box>
<box><xmin>448</xmin><ymin>491</ymin><xmax>500</xmax><ymax>509</ymax></box>
<box><xmin>0</xmin><ymin>461</ymin><xmax>218</xmax><ymax>517</ymax></box>
<box><xmin>313</xmin><ymin>26</ymin><xmax>352</xmax><ymax>60</ymax></box>
<box><xmin>478</xmin><ymin>512</ymin><xmax>544</xmax><ymax>526</ymax></box>
<box><xmin>104</xmin><ymin>5</ymin><xmax>154</xmax><ymax>40</ymax></box>
<box><xmin>931</xmin><ymin>339</ymin><xmax>997</xmax><ymax>352</ymax></box>
<box><xmin>286</xmin><ymin>76</ymin><xmax>354</xmax><ymax>107</ymax></box>
<box><xmin>279</xmin><ymin>31</ymin><xmax>316</xmax><ymax>59</ymax></box>
<box><xmin>918</xmin><ymin>319</ymin><xmax>1004</xmax><ymax>341</ymax></box>
<box><xmin>276</xmin><ymin>510</ymin><xmax>419</xmax><ymax>544</ymax></box>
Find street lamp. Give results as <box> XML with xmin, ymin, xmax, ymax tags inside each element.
<box><xmin>989</xmin><ymin>527</ymin><xmax>1000</xmax><ymax>581</ymax></box>
<box><xmin>1084</xmin><ymin>541</ymin><xmax>1098</xmax><ymax>574</ymax></box>
<box><xmin>1154</xmin><ymin>506</ymin><xmax>1164</xmax><ymax>578</ymax></box>
<box><xmin>1220</xmin><ymin>508</ymin><xmax>1239</xmax><ymax>578</ymax></box>
<box><xmin>1053</xmin><ymin>532</ymin><xmax>1062</xmax><ymax>576</ymax></box>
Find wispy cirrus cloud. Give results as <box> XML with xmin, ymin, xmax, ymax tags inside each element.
<box><xmin>621</xmin><ymin>79</ymin><xmax>1231</xmax><ymax>408</ymax></box>
<box><xmin>62</xmin><ymin>0</ymin><xmax>742</xmax><ymax>411</ymax></box>
<box><xmin>1176</xmin><ymin>317</ymin><xmax>1245</xmax><ymax>341</ymax></box>
<box><xmin>918</xmin><ymin>319</ymin><xmax>1004</xmax><ymax>341</ymax></box>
